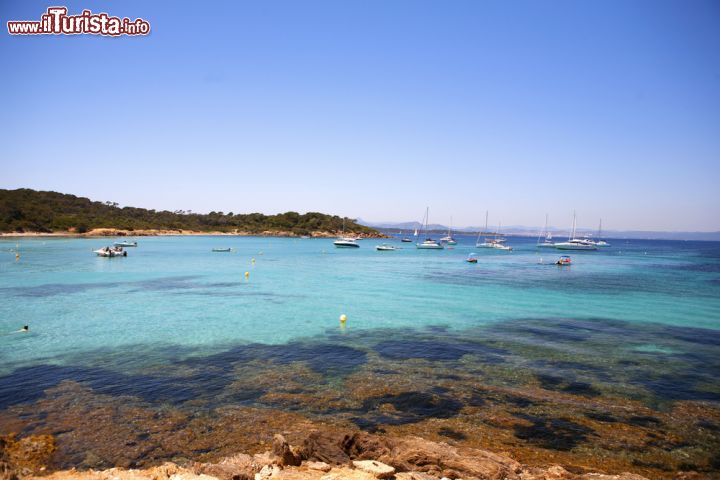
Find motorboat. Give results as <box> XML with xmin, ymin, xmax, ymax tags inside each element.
<box><xmin>334</xmin><ymin>237</ymin><xmax>360</xmax><ymax>248</ymax></box>
<box><xmin>212</xmin><ymin>248</ymin><xmax>232</xmax><ymax>252</ymax></box>
<box><xmin>94</xmin><ymin>246</ymin><xmax>127</xmax><ymax>257</ymax></box>
<box><xmin>417</xmin><ymin>239</ymin><xmax>444</xmax><ymax>249</ymax></box>
<box><xmin>556</xmin><ymin>255</ymin><xmax>572</xmax><ymax>265</ymax></box>
<box><xmin>416</xmin><ymin>207</ymin><xmax>444</xmax><ymax>250</ymax></box>
<box><xmin>334</xmin><ymin>218</ymin><xmax>360</xmax><ymax>248</ymax></box>
<box><xmin>401</xmin><ymin>238</ymin><xmax>413</xmax><ymax>243</ymax></box>
<box><xmin>376</xmin><ymin>243</ymin><xmax>397</xmax><ymax>251</ymax></box>
<box><xmin>466</xmin><ymin>253</ymin><xmax>478</xmax><ymax>263</ymax></box>
<box><xmin>114</xmin><ymin>241</ymin><xmax>137</xmax><ymax>247</ymax></box>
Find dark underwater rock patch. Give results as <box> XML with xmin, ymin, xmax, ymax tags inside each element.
<box><xmin>626</xmin><ymin>415</ymin><xmax>662</xmax><ymax>427</ymax></box>
<box><xmin>190</xmin><ymin>342</ymin><xmax>368</xmax><ymax>377</ymax></box>
<box><xmin>356</xmin><ymin>391</ymin><xmax>464</xmax><ymax>427</ymax></box>
<box><xmin>513</xmin><ymin>413</ymin><xmax>594</xmax><ymax>451</ymax></box>
<box><xmin>374</xmin><ymin>339</ymin><xmax>506</xmax><ymax>363</ymax></box>
<box><xmin>0</xmin><ymin>363</ymin><xmax>262</xmax><ymax>410</ymax></box>
<box><xmin>438</xmin><ymin>427</ymin><xmax>467</xmax><ymax>440</ymax></box>
<box><xmin>585</xmin><ymin>411</ymin><xmax>618</xmax><ymax>423</ymax></box>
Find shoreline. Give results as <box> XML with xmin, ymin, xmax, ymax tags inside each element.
<box><xmin>4</xmin><ymin>428</ymin><xmax>649</xmax><ymax>480</ymax></box>
<box><xmin>0</xmin><ymin>229</ymin><xmax>387</xmax><ymax>239</ymax></box>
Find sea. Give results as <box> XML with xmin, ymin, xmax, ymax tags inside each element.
<box><xmin>1</xmin><ymin>235</ymin><xmax>719</xmax><ymax>476</ymax></box>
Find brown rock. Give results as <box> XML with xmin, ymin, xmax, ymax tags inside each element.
<box><xmin>394</xmin><ymin>473</ymin><xmax>438</xmax><ymax>480</ymax></box>
<box><xmin>342</xmin><ymin>433</ymin><xmax>392</xmax><ymax>462</ymax></box>
<box><xmin>273</xmin><ymin>435</ymin><xmax>302</xmax><ymax>467</ymax></box>
<box><xmin>199</xmin><ymin>453</ymin><xmax>255</xmax><ymax>480</ymax></box>
<box><xmin>305</xmin><ymin>462</ymin><xmax>332</xmax><ymax>472</ymax></box>
<box><xmin>351</xmin><ymin>460</ymin><xmax>395</xmax><ymax>479</ymax></box>
<box><xmin>301</xmin><ymin>432</ymin><xmax>351</xmax><ymax>465</ymax></box>
<box><xmin>389</xmin><ymin>436</ymin><xmax>522</xmax><ymax>479</ymax></box>
<box><xmin>319</xmin><ymin>468</ymin><xmax>376</xmax><ymax>480</ymax></box>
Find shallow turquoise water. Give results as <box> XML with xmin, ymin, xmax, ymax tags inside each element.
<box><xmin>0</xmin><ymin>235</ymin><xmax>719</xmax><ymax>402</ymax></box>
<box><xmin>1</xmin><ymin>236</ymin><xmax>719</xmax><ymax>361</ymax></box>
<box><xmin>2</xmin><ymin>235</ymin><xmax>720</xmax><ymax>472</ymax></box>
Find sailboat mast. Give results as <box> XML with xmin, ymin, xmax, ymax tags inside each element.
<box><xmin>538</xmin><ymin>214</ymin><xmax>548</xmax><ymax>244</ymax></box>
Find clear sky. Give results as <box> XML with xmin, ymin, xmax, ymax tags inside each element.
<box><xmin>1</xmin><ymin>0</ymin><xmax>718</xmax><ymax>231</ymax></box>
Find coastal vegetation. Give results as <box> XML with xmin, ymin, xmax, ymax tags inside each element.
<box><xmin>0</xmin><ymin>188</ymin><xmax>378</xmax><ymax>236</ymax></box>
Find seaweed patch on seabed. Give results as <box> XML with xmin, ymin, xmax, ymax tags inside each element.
<box><xmin>375</xmin><ymin>339</ymin><xmax>507</xmax><ymax>363</ymax></box>
<box><xmin>1</xmin><ymin>318</ymin><xmax>720</xmax><ymax>478</ymax></box>
<box><xmin>512</xmin><ymin>413</ymin><xmax>594</xmax><ymax>451</ymax></box>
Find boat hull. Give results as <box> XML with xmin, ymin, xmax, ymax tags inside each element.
<box><xmin>554</xmin><ymin>242</ymin><xmax>597</xmax><ymax>251</ymax></box>
<box><xmin>334</xmin><ymin>242</ymin><xmax>360</xmax><ymax>248</ymax></box>
<box><xmin>416</xmin><ymin>243</ymin><xmax>444</xmax><ymax>249</ymax></box>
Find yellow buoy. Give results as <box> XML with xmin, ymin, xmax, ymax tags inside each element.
<box><xmin>340</xmin><ymin>314</ymin><xmax>347</xmax><ymax>323</ymax></box>
<box><xmin>244</xmin><ymin>271</ymin><xmax>250</xmax><ymax>279</ymax></box>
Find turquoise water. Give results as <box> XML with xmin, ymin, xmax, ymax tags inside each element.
<box><xmin>1</xmin><ymin>235</ymin><xmax>719</xmax><ymax>371</ymax></box>
<box><xmin>2</xmin><ymin>235</ymin><xmax>720</xmax><ymax>472</ymax></box>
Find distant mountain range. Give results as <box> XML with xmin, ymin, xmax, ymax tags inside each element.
<box><xmin>357</xmin><ymin>220</ymin><xmax>720</xmax><ymax>241</ymax></box>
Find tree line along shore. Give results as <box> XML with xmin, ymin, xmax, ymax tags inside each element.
<box><xmin>0</xmin><ymin>189</ymin><xmax>380</xmax><ymax>238</ymax></box>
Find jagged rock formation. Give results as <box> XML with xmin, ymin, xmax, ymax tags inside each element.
<box><xmin>7</xmin><ymin>431</ymin><xmax>649</xmax><ymax>480</ymax></box>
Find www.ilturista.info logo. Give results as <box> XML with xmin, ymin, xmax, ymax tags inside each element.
<box><xmin>7</xmin><ymin>7</ymin><xmax>150</xmax><ymax>36</ymax></box>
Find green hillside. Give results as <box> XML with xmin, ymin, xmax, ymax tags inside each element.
<box><xmin>0</xmin><ymin>189</ymin><xmax>377</xmax><ymax>236</ymax></box>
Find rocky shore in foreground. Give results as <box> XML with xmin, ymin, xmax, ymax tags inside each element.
<box><xmin>3</xmin><ymin>430</ymin><xmax>651</xmax><ymax>480</ymax></box>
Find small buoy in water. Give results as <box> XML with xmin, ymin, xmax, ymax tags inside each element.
<box><xmin>15</xmin><ymin>253</ymin><xmax>20</xmax><ymax>261</ymax></box>
<box><xmin>251</xmin><ymin>258</ymin><xmax>256</xmax><ymax>264</ymax></box>
<box><xmin>244</xmin><ymin>271</ymin><xmax>250</xmax><ymax>279</ymax></box>
<box><xmin>340</xmin><ymin>314</ymin><xmax>347</xmax><ymax>323</ymax></box>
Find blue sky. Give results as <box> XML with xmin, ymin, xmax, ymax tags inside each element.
<box><xmin>1</xmin><ymin>0</ymin><xmax>718</xmax><ymax>231</ymax></box>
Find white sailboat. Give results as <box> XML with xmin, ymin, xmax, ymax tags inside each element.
<box><xmin>440</xmin><ymin>216</ymin><xmax>457</xmax><ymax>245</ymax></box>
<box><xmin>594</xmin><ymin>219</ymin><xmax>610</xmax><ymax>247</ymax></box>
<box><xmin>416</xmin><ymin>207</ymin><xmax>444</xmax><ymax>249</ymax></box>
<box><xmin>537</xmin><ymin>214</ymin><xmax>555</xmax><ymax>248</ymax></box>
<box><xmin>476</xmin><ymin>213</ymin><xmax>512</xmax><ymax>250</ymax></box>
<box><xmin>476</xmin><ymin>211</ymin><xmax>492</xmax><ymax>247</ymax></box>
<box><xmin>554</xmin><ymin>212</ymin><xmax>597</xmax><ymax>250</ymax></box>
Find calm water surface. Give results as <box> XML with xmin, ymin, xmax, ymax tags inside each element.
<box><xmin>0</xmin><ymin>235</ymin><xmax>719</xmax><ymax>474</ymax></box>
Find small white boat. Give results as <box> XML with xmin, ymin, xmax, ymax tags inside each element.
<box><xmin>334</xmin><ymin>238</ymin><xmax>359</xmax><ymax>248</ymax></box>
<box><xmin>401</xmin><ymin>238</ymin><xmax>413</xmax><ymax>243</ymax></box>
<box><xmin>212</xmin><ymin>248</ymin><xmax>232</xmax><ymax>252</ymax></box>
<box><xmin>94</xmin><ymin>246</ymin><xmax>127</xmax><ymax>257</ymax></box>
<box><xmin>476</xmin><ymin>219</ymin><xmax>512</xmax><ymax>251</ymax></box>
<box><xmin>594</xmin><ymin>219</ymin><xmax>611</xmax><ymax>247</ymax></box>
<box><xmin>556</xmin><ymin>255</ymin><xmax>572</xmax><ymax>265</ymax></box>
<box><xmin>114</xmin><ymin>241</ymin><xmax>137</xmax><ymax>247</ymax></box>
<box><xmin>416</xmin><ymin>207</ymin><xmax>444</xmax><ymax>250</ymax></box>
<box><xmin>537</xmin><ymin>215</ymin><xmax>555</xmax><ymax>248</ymax></box>
<box><xmin>334</xmin><ymin>218</ymin><xmax>360</xmax><ymax>248</ymax></box>
<box><xmin>376</xmin><ymin>243</ymin><xmax>397</xmax><ymax>251</ymax></box>
<box><xmin>417</xmin><ymin>239</ymin><xmax>444</xmax><ymax>249</ymax></box>
<box><xmin>440</xmin><ymin>217</ymin><xmax>457</xmax><ymax>245</ymax></box>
